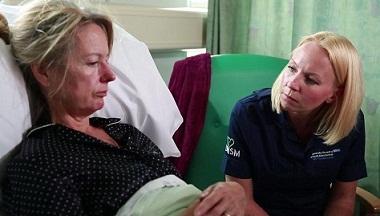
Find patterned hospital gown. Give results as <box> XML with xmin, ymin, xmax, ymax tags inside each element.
<box><xmin>3</xmin><ymin>117</ymin><xmax>178</xmax><ymax>216</ymax></box>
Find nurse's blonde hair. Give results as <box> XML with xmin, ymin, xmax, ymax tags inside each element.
<box><xmin>271</xmin><ymin>31</ymin><xmax>364</xmax><ymax>145</ymax></box>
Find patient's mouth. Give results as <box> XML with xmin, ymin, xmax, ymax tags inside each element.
<box><xmin>96</xmin><ymin>91</ymin><xmax>107</xmax><ymax>97</ymax></box>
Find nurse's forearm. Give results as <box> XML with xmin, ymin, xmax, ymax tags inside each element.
<box><xmin>324</xmin><ymin>202</ymin><xmax>354</xmax><ymax>216</ymax></box>
<box><xmin>324</xmin><ymin>181</ymin><xmax>356</xmax><ymax>216</ymax></box>
<box><xmin>245</xmin><ymin>199</ymin><xmax>269</xmax><ymax>216</ymax></box>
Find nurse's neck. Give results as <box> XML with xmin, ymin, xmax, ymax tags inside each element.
<box><xmin>287</xmin><ymin>111</ymin><xmax>318</xmax><ymax>144</ymax></box>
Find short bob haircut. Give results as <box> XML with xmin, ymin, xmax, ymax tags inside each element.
<box><xmin>10</xmin><ymin>0</ymin><xmax>113</xmax><ymax>126</ymax></box>
<box><xmin>271</xmin><ymin>31</ymin><xmax>364</xmax><ymax>145</ymax></box>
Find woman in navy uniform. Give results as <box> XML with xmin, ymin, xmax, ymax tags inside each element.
<box><xmin>1</xmin><ymin>1</ymin><xmax>245</xmax><ymax>215</ymax></box>
<box><xmin>223</xmin><ymin>31</ymin><xmax>366</xmax><ymax>216</ymax></box>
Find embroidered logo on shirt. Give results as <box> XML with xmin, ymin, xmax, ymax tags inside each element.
<box><xmin>310</xmin><ymin>148</ymin><xmax>341</xmax><ymax>160</ymax></box>
<box><xmin>225</xmin><ymin>136</ymin><xmax>241</xmax><ymax>158</ymax></box>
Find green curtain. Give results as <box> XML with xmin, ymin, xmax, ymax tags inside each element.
<box><xmin>207</xmin><ymin>0</ymin><xmax>380</xmax><ymax>196</ymax></box>
<box><xmin>206</xmin><ymin>0</ymin><xmax>252</xmax><ymax>54</ymax></box>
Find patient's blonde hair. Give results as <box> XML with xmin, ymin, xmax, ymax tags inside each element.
<box><xmin>10</xmin><ymin>0</ymin><xmax>113</xmax><ymax>126</ymax></box>
<box><xmin>271</xmin><ymin>31</ymin><xmax>364</xmax><ymax>145</ymax></box>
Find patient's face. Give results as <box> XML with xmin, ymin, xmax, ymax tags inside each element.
<box><xmin>57</xmin><ymin>23</ymin><xmax>115</xmax><ymax>117</ymax></box>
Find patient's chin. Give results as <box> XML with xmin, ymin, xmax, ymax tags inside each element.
<box><xmin>86</xmin><ymin>100</ymin><xmax>105</xmax><ymax>115</ymax></box>
<box><xmin>95</xmin><ymin>100</ymin><xmax>105</xmax><ymax>111</ymax></box>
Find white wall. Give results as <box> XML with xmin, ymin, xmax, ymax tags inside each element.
<box><xmin>105</xmin><ymin>5</ymin><xmax>206</xmax><ymax>50</ymax></box>
<box><xmin>102</xmin><ymin>0</ymin><xmax>188</xmax><ymax>7</ymax></box>
<box><xmin>1</xmin><ymin>0</ymin><xmax>207</xmax><ymax>85</ymax></box>
<box><xmin>125</xmin><ymin>0</ymin><xmax>207</xmax><ymax>84</ymax></box>
<box><xmin>1</xmin><ymin>0</ymin><xmax>189</xmax><ymax>6</ymax></box>
<box><xmin>102</xmin><ymin>4</ymin><xmax>206</xmax><ymax>84</ymax></box>
<box><xmin>151</xmin><ymin>51</ymin><xmax>188</xmax><ymax>84</ymax></box>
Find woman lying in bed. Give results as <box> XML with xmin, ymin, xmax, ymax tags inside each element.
<box><xmin>0</xmin><ymin>1</ymin><xmax>245</xmax><ymax>215</ymax></box>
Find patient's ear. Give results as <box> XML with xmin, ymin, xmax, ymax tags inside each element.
<box><xmin>31</xmin><ymin>64</ymin><xmax>49</xmax><ymax>87</ymax></box>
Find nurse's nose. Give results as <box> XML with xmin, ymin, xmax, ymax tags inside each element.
<box><xmin>286</xmin><ymin>71</ymin><xmax>301</xmax><ymax>91</ymax></box>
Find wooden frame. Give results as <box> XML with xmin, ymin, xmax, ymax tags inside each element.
<box><xmin>356</xmin><ymin>187</ymin><xmax>380</xmax><ymax>216</ymax></box>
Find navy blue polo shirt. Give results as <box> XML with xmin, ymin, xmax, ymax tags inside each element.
<box><xmin>223</xmin><ymin>88</ymin><xmax>367</xmax><ymax>216</ymax></box>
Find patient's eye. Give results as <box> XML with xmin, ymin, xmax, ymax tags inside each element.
<box><xmin>87</xmin><ymin>61</ymin><xmax>99</xmax><ymax>66</ymax></box>
<box><xmin>86</xmin><ymin>55</ymin><xmax>105</xmax><ymax>67</ymax></box>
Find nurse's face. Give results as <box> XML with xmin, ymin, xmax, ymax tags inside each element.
<box><xmin>280</xmin><ymin>42</ymin><xmax>337</xmax><ymax>116</ymax></box>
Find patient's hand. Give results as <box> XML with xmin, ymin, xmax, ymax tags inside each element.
<box><xmin>193</xmin><ymin>181</ymin><xmax>246</xmax><ymax>216</ymax></box>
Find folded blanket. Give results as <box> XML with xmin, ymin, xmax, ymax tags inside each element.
<box><xmin>169</xmin><ymin>53</ymin><xmax>211</xmax><ymax>176</ymax></box>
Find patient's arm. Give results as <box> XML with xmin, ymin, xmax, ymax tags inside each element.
<box><xmin>184</xmin><ymin>181</ymin><xmax>246</xmax><ymax>216</ymax></box>
<box><xmin>324</xmin><ymin>181</ymin><xmax>357</xmax><ymax>216</ymax></box>
<box><xmin>226</xmin><ymin>175</ymin><xmax>269</xmax><ymax>216</ymax></box>
<box><xmin>4</xmin><ymin>163</ymin><xmax>85</xmax><ymax>216</ymax></box>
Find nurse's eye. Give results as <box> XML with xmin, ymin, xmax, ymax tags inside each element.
<box><xmin>305</xmin><ymin>77</ymin><xmax>319</xmax><ymax>85</ymax></box>
<box><xmin>287</xmin><ymin>65</ymin><xmax>297</xmax><ymax>73</ymax></box>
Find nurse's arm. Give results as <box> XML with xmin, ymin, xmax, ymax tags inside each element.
<box><xmin>324</xmin><ymin>180</ymin><xmax>357</xmax><ymax>216</ymax></box>
<box><xmin>226</xmin><ymin>175</ymin><xmax>269</xmax><ymax>216</ymax></box>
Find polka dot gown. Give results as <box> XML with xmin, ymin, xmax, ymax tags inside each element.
<box><xmin>3</xmin><ymin>117</ymin><xmax>179</xmax><ymax>216</ymax></box>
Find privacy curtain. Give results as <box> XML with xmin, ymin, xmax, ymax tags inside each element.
<box><xmin>207</xmin><ymin>0</ymin><xmax>380</xmax><ymax>196</ymax></box>
<box><xmin>206</xmin><ymin>0</ymin><xmax>252</xmax><ymax>53</ymax></box>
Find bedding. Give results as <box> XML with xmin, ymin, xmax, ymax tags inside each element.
<box><xmin>115</xmin><ymin>175</ymin><xmax>199</xmax><ymax>216</ymax></box>
<box><xmin>0</xmin><ymin>40</ymin><xmax>30</xmax><ymax>158</ymax></box>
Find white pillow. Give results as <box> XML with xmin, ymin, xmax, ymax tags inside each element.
<box><xmin>94</xmin><ymin>25</ymin><xmax>182</xmax><ymax>157</ymax></box>
<box><xmin>0</xmin><ymin>4</ymin><xmax>19</xmax><ymax>25</ymax></box>
<box><xmin>0</xmin><ymin>4</ymin><xmax>182</xmax><ymax>158</ymax></box>
<box><xmin>0</xmin><ymin>40</ymin><xmax>31</xmax><ymax>159</ymax></box>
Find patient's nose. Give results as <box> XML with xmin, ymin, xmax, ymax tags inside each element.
<box><xmin>100</xmin><ymin>62</ymin><xmax>116</xmax><ymax>82</ymax></box>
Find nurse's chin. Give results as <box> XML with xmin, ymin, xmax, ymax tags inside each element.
<box><xmin>280</xmin><ymin>101</ymin><xmax>301</xmax><ymax>113</ymax></box>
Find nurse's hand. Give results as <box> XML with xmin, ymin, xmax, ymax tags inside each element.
<box><xmin>193</xmin><ymin>181</ymin><xmax>246</xmax><ymax>216</ymax></box>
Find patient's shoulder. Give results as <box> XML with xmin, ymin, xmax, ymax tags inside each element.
<box><xmin>11</xmin><ymin>124</ymin><xmax>60</xmax><ymax>164</ymax></box>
